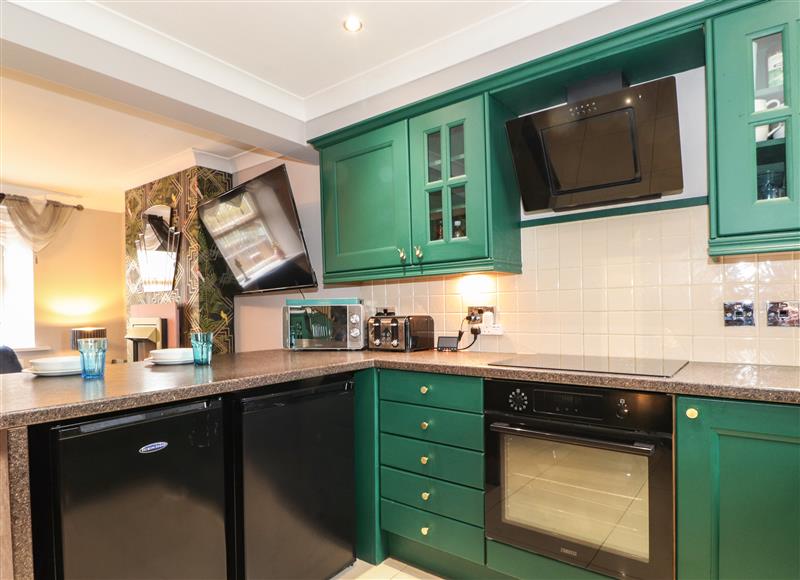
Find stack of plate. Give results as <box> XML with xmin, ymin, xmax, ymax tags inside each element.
<box><xmin>25</xmin><ymin>356</ymin><xmax>82</xmax><ymax>377</ymax></box>
<box><xmin>146</xmin><ymin>348</ymin><xmax>194</xmax><ymax>365</ymax></box>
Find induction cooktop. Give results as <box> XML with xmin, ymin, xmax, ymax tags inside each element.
<box><xmin>488</xmin><ymin>354</ymin><xmax>689</xmax><ymax>378</ymax></box>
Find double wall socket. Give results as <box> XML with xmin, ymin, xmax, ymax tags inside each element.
<box><xmin>466</xmin><ymin>306</ymin><xmax>504</xmax><ymax>335</ymax></box>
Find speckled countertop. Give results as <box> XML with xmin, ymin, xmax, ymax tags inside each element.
<box><xmin>1</xmin><ymin>350</ymin><xmax>799</xmax><ymax>428</ymax></box>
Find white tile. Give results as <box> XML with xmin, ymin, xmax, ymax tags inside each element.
<box><xmin>758</xmin><ymin>253</ymin><xmax>799</xmax><ymax>283</ymax></box>
<box><xmin>607</xmin><ymin>288</ymin><xmax>635</xmax><ymax>311</ymax></box>
<box><xmin>533</xmin><ymin>312</ymin><xmax>560</xmax><ymax>334</ymax></box>
<box><xmin>428</xmin><ymin>294</ymin><xmax>445</xmax><ymax>314</ymax></box>
<box><xmin>445</xmin><ymin>294</ymin><xmax>462</xmax><ymax>314</ymax></box>
<box><xmin>537</xmin><ymin>225</ymin><xmax>558</xmax><ymax>249</ymax></box>
<box><xmin>691</xmin><ymin>259</ymin><xmax>723</xmax><ymax>284</ymax></box>
<box><xmin>537</xmin><ymin>247</ymin><xmax>559</xmax><ymax>270</ymax></box>
<box><xmin>634</xmin><ymin>286</ymin><xmax>661</xmax><ymax>311</ymax></box>
<box><xmin>533</xmin><ymin>333</ymin><xmax>561</xmax><ymax>355</ymax></box>
<box><xmin>584</xmin><ymin>334</ymin><xmax>609</xmax><ymax>356</ymax></box>
<box><xmin>428</xmin><ymin>277</ymin><xmax>445</xmax><ymax>296</ymax></box>
<box><xmin>635</xmin><ymin>311</ymin><xmax>662</xmax><ymax>335</ymax></box>
<box><xmin>537</xmin><ymin>290</ymin><xmax>558</xmax><ymax>312</ymax></box>
<box><xmin>498</xmin><ymin>292</ymin><xmax>518</xmax><ymax>315</ymax></box>
<box><xmin>583</xmin><ymin>289</ymin><xmax>608</xmax><ymax>312</ymax></box>
<box><xmin>691</xmin><ymin>284</ymin><xmax>723</xmax><ymax>310</ymax></box>
<box><xmin>560</xmin><ymin>311</ymin><xmax>583</xmax><ymax>334</ymax></box>
<box><xmin>758</xmin><ymin>339</ymin><xmax>799</xmax><ymax>366</ymax></box>
<box><xmin>633</xmin><ymin>262</ymin><xmax>661</xmax><ymax>287</ymax></box>
<box><xmin>537</xmin><ymin>268</ymin><xmax>559</xmax><ymax>290</ymax></box>
<box><xmin>661</xmin><ymin>261</ymin><xmax>692</xmax><ymax>286</ymax></box>
<box><xmin>660</xmin><ymin>236</ymin><xmax>691</xmax><ymax>261</ymax></box>
<box><xmin>582</xmin><ymin>266</ymin><xmax>607</xmax><ymax>289</ymax></box>
<box><xmin>558</xmin><ymin>290</ymin><xmax>581</xmax><ymax>311</ymax></box>
<box><xmin>661</xmin><ymin>210</ymin><xmax>692</xmax><ymax>236</ymax></box>
<box><xmin>693</xmin><ymin>336</ymin><xmax>726</xmax><ymax>362</ymax></box>
<box><xmin>608</xmin><ymin>335</ymin><xmax>634</xmax><ymax>357</ymax></box>
<box><xmin>662</xmin><ymin>286</ymin><xmax>691</xmax><ymax>311</ymax></box>
<box><xmin>663</xmin><ymin>335</ymin><xmax>692</xmax><ymax>359</ymax></box>
<box><xmin>497</xmin><ymin>273</ymin><xmax>519</xmax><ymax>292</ymax></box>
<box><xmin>635</xmin><ymin>335</ymin><xmax>663</xmax><ymax>358</ymax></box>
<box><xmin>725</xmin><ymin>337</ymin><xmax>758</xmax><ymax>363</ymax></box>
<box><xmin>663</xmin><ymin>311</ymin><xmax>692</xmax><ymax>335</ymax></box>
<box><xmin>608</xmin><ymin>311</ymin><xmax>635</xmax><ymax>335</ymax></box>
<box><xmin>583</xmin><ymin>311</ymin><xmax>609</xmax><ymax>334</ymax></box>
<box><xmin>723</xmin><ymin>257</ymin><xmax>758</xmax><ymax>283</ymax></box>
<box><xmin>691</xmin><ymin>310</ymin><xmax>724</xmax><ymax>336</ymax></box>
<box><xmin>607</xmin><ymin>264</ymin><xmax>634</xmax><ymax>288</ymax></box>
<box><xmin>559</xmin><ymin>267</ymin><xmax>582</xmax><ymax>290</ymax></box>
<box><xmin>517</xmin><ymin>292</ymin><xmax>537</xmax><ymax>312</ymax></box>
<box><xmin>560</xmin><ymin>334</ymin><xmax>584</xmax><ymax>355</ymax></box>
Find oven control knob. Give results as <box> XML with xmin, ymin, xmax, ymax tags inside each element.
<box><xmin>616</xmin><ymin>401</ymin><xmax>630</xmax><ymax>419</ymax></box>
<box><xmin>350</xmin><ymin>328</ymin><xmax>361</xmax><ymax>338</ymax></box>
<box><xmin>508</xmin><ymin>388</ymin><xmax>529</xmax><ymax>412</ymax></box>
<box><xmin>349</xmin><ymin>314</ymin><xmax>361</xmax><ymax>324</ymax></box>
<box><xmin>391</xmin><ymin>339</ymin><xmax>399</xmax><ymax>347</ymax></box>
<box><xmin>374</xmin><ymin>339</ymin><xmax>381</xmax><ymax>347</ymax></box>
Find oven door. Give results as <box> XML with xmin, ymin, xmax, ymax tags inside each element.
<box><xmin>485</xmin><ymin>418</ymin><xmax>672</xmax><ymax>580</ymax></box>
<box><xmin>282</xmin><ymin>305</ymin><xmax>349</xmax><ymax>349</ymax></box>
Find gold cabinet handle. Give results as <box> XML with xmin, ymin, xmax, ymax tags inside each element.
<box><xmin>419</xmin><ymin>385</ymin><xmax>429</xmax><ymax>395</ymax></box>
<box><xmin>420</xmin><ymin>455</ymin><xmax>429</xmax><ymax>465</ymax></box>
<box><xmin>686</xmin><ymin>408</ymin><xmax>699</xmax><ymax>419</ymax></box>
<box><xmin>414</xmin><ymin>245</ymin><xmax>423</xmax><ymax>259</ymax></box>
<box><xmin>420</xmin><ymin>421</ymin><xmax>430</xmax><ymax>431</ymax></box>
<box><xmin>420</xmin><ymin>527</ymin><xmax>429</xmax><ymax>536</ymax></box>
<box><xmin>420</xmin><ymin>491</ymin><xmax>431</xmax><ymax>501</ymax></box>
<box><xmin>397</xmin><ymin>247</ymin><xmax>407</xmax><ymax>262</ymax></box>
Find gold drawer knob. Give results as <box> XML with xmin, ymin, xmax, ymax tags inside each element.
<box><xmin>420</xmin><ymin>455</ymin><xmax>429</xmax><ymax>465</ymax></box>
<box><xmin>421</xmin><ymin>491</ymin><xmax>431</xmax><ymax>501</ymax></box>
<box><xmin>686</xmin><ymin>408</ymin><xmax>699</xmax><ymax>419</ymax></box>
<box><xmin>420</xmin><ymin>421</ymin><xmax>430</xmax><ymax>431</ymax></box>
<box><xmin>420</xmin><ymin>527</ymin><xmax>429</xmax><ymax>536</ymax></box>
<box><xmin>420</xmin><ymin>386</ymin><xmax>429</xmax><ymax>395</ymax></box>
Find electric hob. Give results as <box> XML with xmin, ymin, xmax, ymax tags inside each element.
<box><xmin>488</xmin><ymin>354</ymin><xmax>689</xmax><ymax>378</ymax></box>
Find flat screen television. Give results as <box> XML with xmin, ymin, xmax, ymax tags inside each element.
<box><xmin>506</xmin><ymin>76</ymin><xmax>683</xmax><ymax>212</ymax></box>
<box><xmin>198</xmin><ymin>165</ymin><xmax>317</xmax><ymax>293</ymax></box>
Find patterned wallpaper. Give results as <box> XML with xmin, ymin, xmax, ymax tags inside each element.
<box><xmin>125</xmin><ymin>166</ymin><xmax>237</xmax><ymax>353</ymax></box>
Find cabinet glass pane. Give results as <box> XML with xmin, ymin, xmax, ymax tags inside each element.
<box><xmin>753</xmin><ymin>33</ymin><xmax>785</xmax><ymax>111</ymax></box>
<box><xmin>756</xmin><ymin>121</ymin><xmax>787</xmax><ymax>200</ymax></box>
<box><xmin>427</xmin><ymin>131</ymin><xmax>442</xmax><ymax>183</ymax></box>
<box><xmin>449</xmin><ymin>124</ymin><xmax>465</xmax><ymax>177</ymax></box>
<box><xmin>451</xmin><ymin>186</ymin><xmax>466</xmax><ymax>238</ymax></box>
<box><xmin>429</xmin><ymin>190</ymin><xmax>443</xmax><ymax>241</ymax></box>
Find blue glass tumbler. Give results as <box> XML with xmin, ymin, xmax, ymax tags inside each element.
<box><xmin>191</xmin><ymin>332</ymin><xmax>213</xmax><ymax>365</ymax></box>
<box><xmin>78</xmin><ymin>338</ymin><xmax>108</xmax><ymax>379</ymax></box>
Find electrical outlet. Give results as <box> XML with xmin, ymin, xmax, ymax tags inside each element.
<box><xmin>466</xmin><ymin>306</ymin><xmax>494</xmax><ymax>324</ymax></box>
<box><xmin>466</xmin><ymin>306</ymin><xmax>503</xmax><ymax>335</ymax></box>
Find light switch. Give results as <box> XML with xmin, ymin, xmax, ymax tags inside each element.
<box><xmin>724</xmin><ymin>301</ymin><xmax>755</xmax><ymax>326</ymax></box>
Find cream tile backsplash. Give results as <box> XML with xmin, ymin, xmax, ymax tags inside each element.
<box><xmin>354</xmin><ymin>205</ymin><xmax>800</xmax><ymax>366</ymax></box>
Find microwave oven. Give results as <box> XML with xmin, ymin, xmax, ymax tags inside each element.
<box><xmin>282</xmin><ymin>299</ymin><xmax>366</xmax><ymax>350</ymax></box>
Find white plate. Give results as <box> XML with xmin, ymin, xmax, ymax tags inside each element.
<box><xmin>30</xmin><ymin>355</ymin><xmax>81</xmax><ymax>371</ymax></box>
<box><xmin>149</xmin><ymin>348</ymin><xmax>194</xmax><ymax>361</ymax></box>
<box><xmin>144</xmin><ymin>357</ymin><xmax>194</xmax><ymax>366</ymax></box>
<box><xmin>23</xmin><ymin>367</ymin><xmax>82</xmax><ymax>377</ymax></box>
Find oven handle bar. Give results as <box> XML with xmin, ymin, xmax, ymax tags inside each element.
<box><xmin>489</xmin><ymin>423</ymin><xmax>656</xmax><ymax>456</ymax></box>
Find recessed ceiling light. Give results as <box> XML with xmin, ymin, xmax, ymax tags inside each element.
<box><xmin>343</xmin><ymin>16</ymin><xmax>363</xmax><ymax>33</ymax></box>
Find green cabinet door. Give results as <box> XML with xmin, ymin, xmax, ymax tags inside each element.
<box><xmin>410</xmin><ymin>96</ymin><xmax>488</xmax><ymax>265</ymax></box>
<box><xmin>677</xmin><ymin>397</ymin><xmax>800</xmax><ymax>580</ymax></box>
<box><xmin>712</xmin><ymin>0</ymin><xmax>800</xmax><ymax>247</ymax></box>
<box><xmin>321</xmin><ymin>121</ymin><xmax>412</xmax><ymax>273</ymax></box>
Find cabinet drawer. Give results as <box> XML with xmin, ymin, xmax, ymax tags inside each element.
<box><xmin>381</xmin><ymin>401</ymin><xmax>484</xmax><ymax>451</ymax></box>
<box><xmin>381</xmin><ymin>466</ymin><xmax>484</xmax><ymax>527</ymax></box>
<box><xmin>380</xmin><ymin>370</ymin><xmax>482</xmax><ymax>413</ymax></box>
<box><xmin>380</xmin><ymin>433</ymin><xmax>484</xmax><ymax>489</ymax></box>
<box><xmin>381</xmin><ymin>499</ymin><xmax>485</xmax><ymax>564</ymax></box>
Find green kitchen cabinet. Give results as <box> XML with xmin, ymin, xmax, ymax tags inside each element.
<box><xmin>677</xmin><ymin>396</ymin><xmax>800</xmax><ymax>580</ymax></box>
<box><xmin>409</xmin><ymin>96</ymin><xmax>488</xmax><ymax>265</ymax></box>
<box><xmin>317</xmin><ymin>95</ymin><xmax>521</xmax><ymax>283</ymax></box>
<box><xmin>708</xmin><ymin>0</ymin><xmax>800</xmax><ymax>255</ymax></box>
<box><xmin>320</xmin><ymin>121</ymin><xmax>412</xmax><ymax>274</ymax></box>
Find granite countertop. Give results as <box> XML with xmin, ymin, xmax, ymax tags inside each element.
<box><xmin>1</xmin><ymin>350</ymin><xmax>799</xmax><ymax>428</ymax></box>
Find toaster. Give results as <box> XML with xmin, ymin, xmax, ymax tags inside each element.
<box><xmin>367</xmin><ymin>314</ymin><xmax>434</xmax><ymax>352</ymax></box>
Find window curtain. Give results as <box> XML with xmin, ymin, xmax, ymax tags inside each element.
<box><xmin>0</xmin><ymin>195</ymin><xmax>77</xmax><ymax>258</ymax></box>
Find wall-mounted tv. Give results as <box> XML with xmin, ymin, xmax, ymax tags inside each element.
<box><xmin>198</xmin><ymin>165</ymin><xmax>317</xmax><ymax>294</ymax></box>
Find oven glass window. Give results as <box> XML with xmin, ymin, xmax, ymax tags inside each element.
<box><xmin>501</xmin><ymin>434</ymin><xmax>650</xmax><ymax>563</ymax></box>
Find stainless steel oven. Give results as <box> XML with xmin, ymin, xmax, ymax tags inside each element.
<box><xmin>485</xmin><ymin>380</ymin><xmax>673</xmax><ymax>580</ymax></box>
<box><xmin>282</xmin><ymin>300</ymin><xmax>366</xmax><ymax>350</ymax></box>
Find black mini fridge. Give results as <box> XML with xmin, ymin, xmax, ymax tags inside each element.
<box><xmin>34</xmin><ymin>398</ymin><xmax>229</xmax><ymax>579</ymax></box>
<box><xmin>236</xmin><ymin>375</ymin><xmax>355</xmax><ymax>579</ymax></box>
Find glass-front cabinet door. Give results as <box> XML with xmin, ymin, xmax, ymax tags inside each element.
<box><xmin>409</xmin><ymin>96</ymin><xmax>488</xmax><ymax>265</ymax></box>
<box><xmin>713</xmin><ymin>0</ymin><xmax>800</xmax><ymax>241</ymax></box>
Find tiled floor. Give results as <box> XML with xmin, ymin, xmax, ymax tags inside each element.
<box><xmin>334</xmin><ymin>558</ymin><xmax>442</xmax><ymax>580</ymax></box>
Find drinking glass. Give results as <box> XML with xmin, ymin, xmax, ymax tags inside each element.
<box><xmin>78</xmin><ymin>338</ymin><xmax>108</xmax><ymax>379</ymax></box>
<box><xmin>191</xmin><ymin>332</ymin><xmax>213</xmax><ymax>365</ymax></box>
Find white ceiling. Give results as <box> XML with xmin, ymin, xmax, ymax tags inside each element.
<box><xmin>0</xmin><ymin>70</ymin><xmax>267</xmax><ymax>212</ymax></box>
<box><xmin>97</xmin><ymin>1</ymin><xmax>525</xmax><ymax>100</ymax></box>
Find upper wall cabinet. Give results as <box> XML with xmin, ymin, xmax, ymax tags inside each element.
<box><xmin>410</xmin><ymin>96</ymin><xmax>487</xmax><ymax>266</ymax></box>
<box><xmin>319</xmin><ymin>96</ymin><xmax>521</xmax><ymax>283</ymax></box>
<box><xmin>321</xmin><ymin>121</ymin><xmax>412</xmax><ymax>275</ymax></box>
<box><xmin>709</xmin><ymin>0</ymin><xmax>800</xmax><ymax>255</ymax></box>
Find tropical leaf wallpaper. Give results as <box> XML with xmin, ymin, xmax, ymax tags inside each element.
<box><xmin>125</xmin><ymin>166</ymin><xmax>236</xmax><ymax>353</ymax></box>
